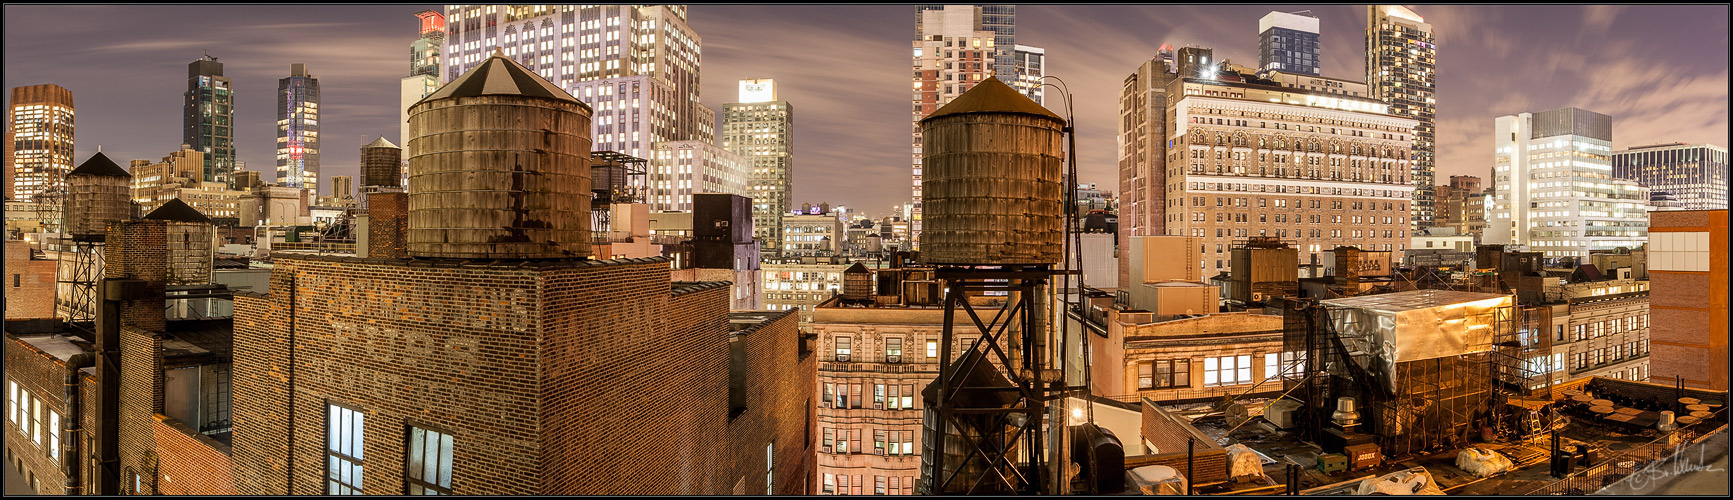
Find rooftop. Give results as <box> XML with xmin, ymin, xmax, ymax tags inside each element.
<box><xmin>1320</xmin><ymin>289</ymin><xmax>1509</xmax><ymax>313</ymax></box>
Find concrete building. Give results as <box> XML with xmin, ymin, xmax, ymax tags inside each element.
<box><xmin>1412</xmin><ymin>227</ymin><xmax>1473</xmax><ymax>253</ymax></box>
<box><xmin>1258</xmin><ymin>11</ymin><xmax>1321</xmax><ymax>76</ymax></box>
<box><xmin>808</xmin><ymin>269</ymin><xmax>1009</xmax><ymax>496</ymax></box>
<box><xmin>721</xmin><ymin>79</ymin><xmax>794</xmax><ymax>255</ymax></box>
<box><xmin>1121</xmin><ymin>236</ymin><xmax>1217</xmax><ymax>319</ymax></box>
<box><xmin>130</xmin><ymin>146</ymin><xmax>248</xmax><ymax>223</ymax></box>
<box><xmin>782</xmin><ymin>212</ymin><xmax>844</xmax><ymax>257</ymax></box>
<box><xmin>676</xmin><ymin>193</ymin><xmax>762</xmax><ymax>311</ymax></box>
<box><xmin>1093</xmin><ymin>310</ymin><xmax>1286</xmax><ymax>405</ymax></box>
<box><xmin>275</xmin><ymin>64</ymin><xmax>320</xmax><ymax>192</ymax></box>
<box><xmin>7</xmin><ymin>84</ymin><xmax>75</xmax><ymax>204</ymax></box>
<box><xmin>441</xmin><ymin>5</ymin><xmax>716</xmax><ymax>157</ymax></box>
<box><xmin>184</xmin><ymin>54</ymin><xmax>236</xmax><ymax>186</ymax></box>
<box><xmin>1010</xmin><ymin>45</ymin><xmax>1045</xmax><ymax>105</ymax></box>
<box><xmin>1119</xmin><ymin>47</ymin><xmax>1418</xmax><ymax>278</ymax></box>
<box><xmin>763</xmin><ymin>259</ymin><xmax>858</xmax><ymax>325</ymax></box>
<box><xmin>1646</xmin><ymin>210</ymin><xmax>1727</xmax><ymax>390</ymax></box>
<box><xmin>1613</xmin><ymin>143</ymin><xmax>1728</xmax><ymax>210</ymax></box>
<box><xmin>330</xmin><ymin>175</ymin><xmax>352</xmax><ymax>203</ymax></box>
<box><xmin>1366</xmin><ymin>5</ymin><xmax>1437</xmax><ymax>230</ymax></box>
<box><xmin>648</xmin><ymin>141</ymin><xmax>749</xmax><ymax>212</ymax></box>
<box><xmin>1488</xmin><ymin>108</ymin><xmax>1649</xmax><ymax>260</ymax></box>
<box><xmin>1539</xmin><ymin>278</ymin><xmax>1653</xmax><ymax>386</ymax></box>
<box><xmin>910</xmin><ymin>5</ymin><xmax>1002</xmax><ymax>248</ymax></box>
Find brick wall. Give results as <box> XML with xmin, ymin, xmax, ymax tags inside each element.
<box><xmin>4</xmin><ymin>241</ymin><xmax>57</xmax><ymax>320</ymax></box>
<box><xmin>231</xmin><ymin>255</ymin><xmax>748</xmax><ymax>495</ymax></box>
<box><xmin>4</xmin><ymin>335</ymin><xmax>71</xmax><ymax>494</ymax></box>
<box><xmin>366</xmin><ymin>192</ymin><xmax>408</xmax><ymax>259</ymax></box>
<box><xmin>1140</xmin><ymin>399</ymin><xmax>1222</xmax><ymax>456</ymax></box>
<box><xmin>105</xmin><ymin>219</ymin><xmax>167</xmax><ymax>334</ymax></box>
<box><xmin>1124</xmin><ymin>449</ymin><xmax>1228</xmax><ymax>485</ymax></box>
<box><xmin>229</xmin><ymin>291</ymin><xmax>287</xmax><ymax>494</ymax></box>
<box><xmin>721</xmin><ymin>310</ymin><xmax>814</xmax><ymax>495</ymax></box>
<box><xmin>1648</xmin><ymin>210</ymin><xmax>1728</xmax><ymax>390</ymax></box>
<box><xmin>539</xmin><ymin>260</ymin><xmax>732</xmax><ymax>495</ymax></box>
<box><xmin>151</xmin><ymin>415</ymin><xmax>236</xmax><ymax>495</ymax></box>
<box><xmin>118</xmin><ymin>327</ymin><xmax>163</xmax><ymax>494</ymax></box>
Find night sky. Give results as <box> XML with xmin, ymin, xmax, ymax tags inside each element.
<box><xmin>5</xmin><ymin>5</ymin><xmax>1727</xmax><ymax>219</ymax></box>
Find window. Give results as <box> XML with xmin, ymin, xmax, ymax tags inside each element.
<box><xmin>822</xmin><ymin>383</ymin><xmax>834</xmax><ymax>407</ymax></box>
<box><xmin>766</xmin><ymin>442</ymin><xmax>774</xmax><ymax>495</ymax></box>
<box><xmin>1139</xmin><ymin>360</ymin><xmax>1189</xmax><ymax>389</ymax></box>
<box><xmin>838</xmin><ymin>474</ymin><xmax>850</xmax><ymax>495</ymax></box>
<box><xmin>823</xmin><ymin>428</ymin><xmax>834</xmax><ymax>451</ymax></box>
<box><xmin>1264</xmin><ymin>353</ymin><xmax>1280</xmax><ymax>381</ymax></box>
<box><xmin>47</xmin><ymin>412</ymin><xmax>59</xmax><ymax>460</ymax></box>
<box><xmin>887</xmin><ymin>385</ymin><xmax>901</xmax><ymax>410</ymax></box>
<box><xmin>6</xmin><ymin>381</ymin><xmax>15</xmax><ymax>425</ymax></box>
<box><xmin>876</xmin><ymin>475</ymin><xmax>887</xmax><ymax>495</ymax></box>
<box><xmin>874</xmin><ymin>384</ymin><xmax>886</xmax><ymax>409</ymax></box>
<box><xmin>1204</xmin><ymin>355</ymin><xmax>1252</xmax><ymax>387</ymax></box>
<box><xmin>405</xmin><ymin>426</ymin><xmax>453</xmax><ymax>495</ymax></box>
<box><xmin>823</xmin><ymin>473</ymin><xmax>835</xmax><ymax>494</ymax></box>
<box><xmin>874</xmin><ymin>429</ymin><xmax>886</xmax><ymax>455</ymax></box>
<box><xmin>835</xmin><ymin>336</ymin><xmax>852</xmax><ymax>362</ymax></box>
<box><xmin>886</xmin><ymin>338</ymin><xmax>902</xmax><ymax>363</ymax></box>
<box><xmin>902</xmin><ymin>385</ymin><xmax>914</xmax><ymax>410</ymax></box>
<box><xmin>926</xmin><ymin>340</ymin><xmax>938</xmax><ymax>359</ymax></box>
<box><xmin>835</xmin><ymin>428</ymin><xmax>849</xmax><ymax>453</ymax></box>
<box><xmin>327</xmin><ymin>404</ymin><xmax>365</xmax><ymax>495</ymax></box>
<box><xmin>31</xmin><ymin>398</ymin><xmax>42</xmax><ymax>448</ymax></box>
<box><xmin>851</xmin><ymin>384</ymin><xmax>863</xmax><ymax>409</ymax></box>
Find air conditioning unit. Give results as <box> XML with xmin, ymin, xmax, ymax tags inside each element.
<box><xmin>836</xmin><ymin>354</ymin><xmax>851</xmax><ymax>362</ymax></box>
<box><xmin>1251</xmin><ymin>292</ymin><xmax>1266</xmax><ymax>302</ymax></box>
<box><xmin>876</xmin><ymin>449</ymin><xmax>886</xmax><ymax>456</ymax></box>
<box><xmin>823</xmin><ymin>445</ymin><xmax>832</xmax><ymax>453</ymax></box>
<box><xmin>874</xmin><ymin>403</ymin><xmax>884</xmax><ymax>410</ymax></box>
<box><xmin>820</xmin><ymin>401</ymin><xmax>831</xmax><ymax>408</ymax></box>
<box><xmin>886</xmin><ymin>355</ymin><xmax>901</xmax><ymax>364</ymax></box>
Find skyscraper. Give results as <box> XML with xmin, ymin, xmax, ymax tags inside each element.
<box><xmin>401</xmin><ymin>9</ymin><xmax>445</xmax><ymax>167</ymax></box>
<box><xmin>276</xmin><ymin>63</ymin><xmax>320</xmax><ymax>192</ymax></box>
<box><xmin>1116</xmin><ymin>46</ymin><xmax>1177</xmax><ymax>287</ymax></box>
<box><xmin>184</xmin><ymin>54</ymin><xmax>235</xmax><ymax>187</ymax></box>
<box><xmin>1613</xmin><ymin>143</ymin><xmax>1728</xmax><ymax>210</ymax></box>
<box><xmin>1258</xmin><ymin>11</ymin><xmax>1320</xmax><ymax>76</ymax></box>
<box><xmin>1488</xmin><ymin>108</ymin><xmax>1649</xmax><ymax>260</ymax></box>
<box><xmin>910</xmin><ymin>5</ymin><xmax>1000</xmax><ymax>248</ymax></box>
<box><xmin>441</xmin><ymin>5</ymin><xmax>714</xmax><ymax>159</ymax></box>
<box><xmin>7</xmin><ymin>84</ymin><xmax>75</xmax><ymax>203</ymax></box>
<box><xmin>722</xmin><ymin>79</ymin><xmax>794</xmax><ymax>254</ymax></box>
<box><xmin>331</xmin><ymin>175</ymin><xmax>353</xmax><ymax>201</ymax></box>
<box><xmin>1366</xmin><ymin>5</ymin><xmax>1436</xmax><ymax>231</ymax></box>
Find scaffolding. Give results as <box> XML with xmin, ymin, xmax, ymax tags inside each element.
<box><xmin>58</xmin><ymin>235</ymin><xmax>105</xmax><ymax>331</ymax></box>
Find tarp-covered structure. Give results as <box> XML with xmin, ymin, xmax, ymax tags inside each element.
<box><xmin>1321</xmin><ymin>290</ymin><xmax>1511</xmax><ymax>393</ymax></box>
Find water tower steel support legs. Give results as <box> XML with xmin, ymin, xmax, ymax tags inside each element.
<box><xmin>927</xmin><ymin>268</ymin><xmax>1061</xmax><ymax>495</ymax></box>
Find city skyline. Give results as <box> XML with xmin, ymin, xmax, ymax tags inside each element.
<box><xmin>3</xmin><ymin>4</ymin><xmax>1728</xmax><ymax>219</ymax></box>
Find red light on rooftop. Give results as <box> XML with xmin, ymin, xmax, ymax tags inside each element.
<box><xmin>417</xmin><ymin>10</ymin><xmax>446</xmax><ymax>34</ymax></box>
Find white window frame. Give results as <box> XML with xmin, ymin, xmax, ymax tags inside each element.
<box><xmin>48</xmin><ymin>411</ymin><xmax>60</xmax><ymax>460</ymax></box>
<box><xmin>7</xmin><ymin>381</ymin><xmax>16</xmax><ymax>425</ymax></box>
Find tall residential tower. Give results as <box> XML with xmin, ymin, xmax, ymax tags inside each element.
<box><xmin>276</xmin><ymin>63</ymin><xmax>320</xmax><ymax>192</ymax></box>
<box><xmin>1366</xmin><ymin>5</ymin><xmax>1436</xmax><ymax>231</ymax></box>
<box><xmin>7</xmin><ymin>84</ymin><xmax>75</xmax><ymax>203</ymax></box>
<box><xmin>1258</xmin><ymin>11</ymin><xmax>1320</xmax><ymax>76</ymax></box>
<box><xmin>401</xmin><ymin>9</ymin><xmax>446</xmax><ymax>164</ymax></box>
<box><xmin>722</xmin><ymin>79</ymin><xmax>795</xmax><ymax>254</ymax></box>
<box><xmin>910</xmin><ymin>5</ymin><xmax>1014</xmax><ymax>248</ymax></box>
<box><xmin>184</xmin><ymin>54</ymin><xmax>235</xmax><ymax>186</ymax></box>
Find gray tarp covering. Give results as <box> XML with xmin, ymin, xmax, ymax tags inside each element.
<box><xmin>1322</xmin><ymin>290</ymin><xmax>1512</xmax><ymax>393</ymax></box>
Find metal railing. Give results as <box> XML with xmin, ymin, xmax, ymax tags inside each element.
<box><xmin>1522</xmin><ymin>408</ymin><xmax>1727</xmax><ymax>495</ymax></box>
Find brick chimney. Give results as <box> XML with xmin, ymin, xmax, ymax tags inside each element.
<box><xmin>368</xmin><ymin>191</ymin><xmax>409</xmax><ymax>259</ymax></box>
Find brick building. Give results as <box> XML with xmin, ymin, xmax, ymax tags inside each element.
<box><xmin>227</xmin><ymin>254</ymin><xmax>807</xmax><ymax>495</ymax></box>
<box><xmin>1646</xmin><ymin>210</ymin><xmax>1728</xmax><ymax>390</ymax></box>
<box><xmin>6</xmin><ymin>239</ymin><xmax>56</xmax><ymax>320</ymax></box>
<box><xmin>807</xmin><ymin>269</ymin><xmax>1011</xmax><ymax>496</ymax></box>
